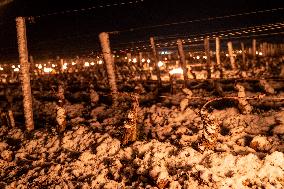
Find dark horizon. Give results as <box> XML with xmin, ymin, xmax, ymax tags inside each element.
<box><xmin>0</xmin><ymin>0</ymin><xmax>283</xmax><ymax>61</ymax></box>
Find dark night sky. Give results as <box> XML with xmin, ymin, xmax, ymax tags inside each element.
<box><xmin>0</xmin><ymin>0</ymin><xmax>283</xmax><ymax>59</ymax></box>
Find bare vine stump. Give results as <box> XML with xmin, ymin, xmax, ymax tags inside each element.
<box><xmin>16</xmin><ymin>17</ymin><xmax>34</xmax><ymax>131</ymax></box>
<box><xmin>227</xmin><ymin>41</ymin><xmax>237</xmax><ymax>70</ymax></box>
<box><xmin>90</xmin><ymin>85</ymin><xmax>99</xmax><ymax>106</ymax></box>
<box><xmin>57</xmin><ymin>82</ymin><xmax>65</xmax><ymax>101</ymax></box>
<box><xmin>122</xmin><ymin>93</ymin><xmax>139</xmax><ymax>145</ymax></box>
<box><xmin>99</xmin><ymin>32</ymin><xmax>118</xmax><ymax>103</ymax></box>
<box><xmin>8</xmin><ymin>110</ymin><xmax>15</xmax><ymax>128</ymax></box>
<box><xmin>5</xmin><ymin>89</ymin><xmax>15</xmax><ymax>128</ymax></box>
<box><xmin>180</xmin><ymin>88</ymin><xmax>193</xmax><ymax>111</ymax></box>
<box><xmin>56</xmin><ymin>101</ymin><xmax>67</xmax><ymax>132</ymax></box>
<box><xmin>280</xmin><ymin>65</ymin><xmax>284</xmax><ymax>78</ymax></box>
<box><xmin>56</xmin><ymin>82</ymin><xmax>67</xmax><ymax>132</ymax></box>
<box><xmin>177</xmin><ymin>39</ymin><xmax>188</xmax><ymax>85</ymax></box>
<box><xmin>0</xmin><ymin>111</ymin><xmax>8</xmax><ymax>127</ymax></box>
<box><xmin>235</xmin><ymin>84</ymin><xmax>252</xmax><ymax>114</ymax></box>
<box><xmin>170</xmin><ymin>75</ymin><xmax>177</xmax><ymax>94</ymax></box>
<box><xmin>198</xmin><ymin>100</ymin><xmax>221</xmax><ymax>152</ymax></box>
<box><xmin>259</xmin><ymin>80</ymin><xmax>275</xmax><ymax>94</ymax></box>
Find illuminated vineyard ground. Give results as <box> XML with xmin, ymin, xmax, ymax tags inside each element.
<box><xmin>0</xmin><ymin>1</ymin><xmax>284</xmax><ymax>188</ymax></box>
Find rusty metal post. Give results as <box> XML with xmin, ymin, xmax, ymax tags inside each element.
<box><xmin>204</xmin><ymin>37</ymin><xmax>211</xmax><ymax>79</ymax></box>
<box><xmin>150</xmin><ymin>37</ymin><xmax>161</xmax><ymax>88</ymax></box>
<box><xmin>227</xmin><ymin>41</ymin><xmax>237</xmax><ymax>70</ymax></box>
<box><xmin>16</xmin><ymin>17</ymin><xmax>34</xmax><ymax>131</ymax></box>
<box><xmin>99</xmin><ymin>32</ymin><xmax>118</xmax><ymax>103</ymax></box>
<box><xmin>177</xmin><ymin>39</ymin><xmax>188</xmax><ymax>86</ymax></box>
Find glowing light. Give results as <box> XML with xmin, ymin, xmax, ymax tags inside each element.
<box><xmin>14</xmin><ymin>68</ymin><xmax>19</xmax><ymax>72</ymax></box>
<box><xmin>124</xmin><ymin>57</ymin><xmax>128</xmax><ymax>60</ymax></box>
<box><xmin>196</xmin><ymin>56</ymin><xmax>200</xmax><ymax>60</ymax></box>
<box><xmin>12</xmin><ymin>65</ymin><xmax>15</xmax><ymax>68</ymax></box>
<box><xmin>226</xmin><ymin>54</ymin><xmax>229</xmax><ymax>57</ymax></box>
<box><xmin>63</xmin><ymin>64</ymin><xmax>67</xmax><ymax>70</ymax></box>
<box><xmin>203</xmin><ymin>56</ymin><xmax>207</xmax><ymax>59</ymax></box>
<box><xmin>256</xmin><ymin>51</ymin><xmax>259</xmax><ymax>55</ymax></box>
<box><xmin>98</xmin><ymin>60</ymin><xmax>103</xmax><ymax>64</ymax></box>
<box><xmin>84</xmin><ymin>62</ymin><xmax>90</xmax><ymax>67</ymax></box>
<box><xmin>43</xmin><ymin>67</ymin><xmax>53</xmax><ymax>73</ymax></box>
<box><xmin>90</xmin><ymin>62</ymin><xmax>95</xmax><ymax>66</ymax></box>
<box><xmin>38</xmin><ymin>64</ymin><xmax>43</xmax><ymax>69</ymax></box>
<box><xmin>147</xmin><ymin>59</ymin><xmax>151</xmax><ymax>63</ymax></box>
<box><xmin>0</xmin><ymin>67</ymin><xmax>3</xmax><ymax>71</ymax></box>
<box><xmin>259</xmin><ymin>52</ymin><xmax>263</xmax><ymax>56</ymax></box>
<box><xmin>164</xmin><ymin>58</ymin><xmax>168</xmax><ymax>61</ymax></box>
<box><xmin>132</xmin><ymin>58</ymin><xmax>137</xmax><ymax>63</ymax></box>
<box><xmin>158</xmin><ymin>61</ymin><xmax>164</xmax><ymax>67</ymax></box>
<box><xmin>64</xmin><ymin>63</ymin><xmax>68</xmax><ymax>66</ymax></box>
<box><xmin>141</xmin><ymin>58</ymin><xmax>145</xmax><ymax>63</ymax></box>
<box><xmin>160</xmin><ymin>51</ymin><xmax>169</xmax><ymax>55</ymax></box>
<box><xmin>72</xmin><ymin>62</ymin><xmax>76</xmax><ymax>65</ymax></box>
<box><xmin>52</xmin><ymin>64</ymin><xmax>56</xmax><ymax>68</ymax></box>
<box><xmin>169</xmin><ymin>67</ymin><xmax>183</xmax><ymax>75</ymax></box>
<box><xmin>18</xmin><ymin>65</ymin><xmax>20</xmax><ymax>68</ymax></box>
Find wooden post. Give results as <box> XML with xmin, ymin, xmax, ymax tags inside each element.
<box><xmin>99</xmin><ymin>32</ymin><xmax>118</xmax><ymax>103</ymax></box>
<box><xmin>252</xmin><ymin>39</ymin><xmax>256</xmax><ymax>60</ymax></box>
<box><xmin>241</xmin><ymin>42</ymin><xmax>246</xmax><ymax>70</ymax></box>
<box><xmin>16</xmin><ymin>17</ymin><xmax>34</xmax><ymax>131</ymax></box>
<box><xmin>248</xmin><ymin>47</ymin><xmax>252</xmax><ymax>55</ymax></box>
<box><xmin>263</xmin><ymin>42</ymin><xmax>267</xmax><ymax>56</ymax></box>
<box><xmin>60</xmin><ymin>58</ymin><xmax>64</xmax><ymax>73</ymax></box>
<box><xmin>272</xmin><ymin>44</ymin><xmax>277</xmax><ymax>56</ymax></box>
<box><xmin>204</xmin><ymin>37</ymin><xmax>211</xmax><ymax>79</ymax></box>
<box><xmin>177</xmin><ymin>39</ymin><xmax>188</xmax><ymax>86</ymax></box>
<box><xmin>29</xmin><ymin>55</ymin><xmax>34</xmax><ymax>74</ymax></box>
<box><xmin>138</xmin><ymin>52</ymin><xmax>143</xmax><ymax>68</ymax></box>
<box><xmin>139</xmin><ymin>52</ymin><xmax>143</xmax><ymax>63</ymax></box>
<box><xmin>227</xmin><ymin>41</ymin><xmax>237</xmax><ymax>70</ymax></box>
<box><xmin>127</xmin><ymin>53</ymin><xmax>132</xmax><ymax>63</ymax></box>
<box><xmin>150</xmin><ymin>37</ymin><xmax>161</xmax><ymax>88</ymax></box>
<box><xmin>215</xmin><ymin>37</ymin><xmax>221</xmax><ymax>67</ymax></box>
<box><xmin>168</xmin><ymin>53</ymin><xmax>171</xmax><ymax>62</ymax></box>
